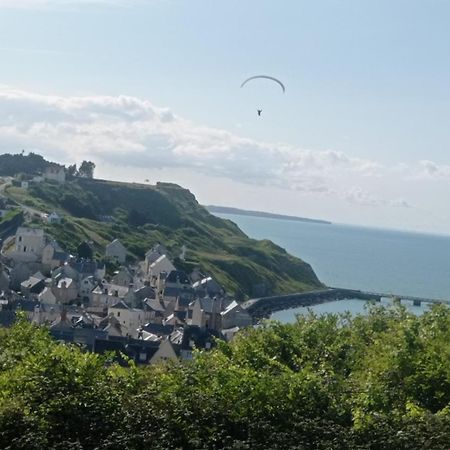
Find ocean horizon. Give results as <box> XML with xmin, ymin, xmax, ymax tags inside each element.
<box><xmin>214</xmin><ymin>212</ymin><xmax>450</xmax><ymax>320</ymax></box>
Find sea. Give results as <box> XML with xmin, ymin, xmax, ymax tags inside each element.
<box><xmin>214</xmin><ymin>213</ymin><xmax>450</xmax><ymax>322</ymax></box>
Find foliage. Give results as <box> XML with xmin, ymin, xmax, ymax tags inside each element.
<box><xmin>0</xmin><ymin>209</ymin><xmax>24</xmax><ymax>240</ymax></box>
<box><xmin>76</xmin><ymin>241</ymin><xmax>94</xmax><ymax>260</ymax></box>
<box><xmin>78</xmin><ymin>161</ymin><xmax>96</xmax><ymax>179</ymax></box>
<box><xmin>66</xmin><ymin>164</ymin><xmax>77</xmax><ymax>179</ymax></box>
<box><xmin>0</xmin><ymin>306</ymin><xmax>449</xmax><ymax>449</ymax></box>
<box><xmin>0</xmin><ymin>152</ymin><xmax>50</xmax><ymax>176</ymax></box>
<box><xmin>0</xmin><ymin>315</ymin><xmax>140</xmax><ymax>449</ymax></box>
<box><xmin>6</xmin><ymin>176</ymin><xmax>322</xmax><ymax>297</ymax></box>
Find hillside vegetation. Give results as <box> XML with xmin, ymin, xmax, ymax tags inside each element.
<box><xmin>1</xmin><ymin>305</ymin><xmax>449</xmax><ymax>449</ymax></box>
<box><xmin>0</xmin><ymin>152</ymin><xmax>51</xmax><ymax>176</ymax></box>
<box><xmin>5</xmin><ymin>176</ymin><xmax>322</xmax><ymax>297</ymax></box>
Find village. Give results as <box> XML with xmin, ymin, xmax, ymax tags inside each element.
<box><xmin>0</xmin><ymin>228</ymin><xmax>254</xmax><ymax>364</ymax></box>
<box><xmin>0</xmin><ymin>166</ymin><xmax>254</xmax><ymax>366</ymax></box>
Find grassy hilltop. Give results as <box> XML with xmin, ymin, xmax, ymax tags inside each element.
<box><xmin>5</xmin><ymin>175</ymin><xmax>322</xmax><ymax>297</ymax></box>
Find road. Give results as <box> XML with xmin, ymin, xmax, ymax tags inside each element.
<box><xmin>0</xmin><ymin>177</ymin><xmax>47</xmax><ymax>218</ymax></box>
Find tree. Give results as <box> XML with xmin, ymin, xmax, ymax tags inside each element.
<box><xmin>78</xmin><ymin>160</ymin><xmax>95</xmax><ymax>179</ymax></box>
<box><xmin>0</xmin><ymin>316</ymin><xmax>138</xmax><ymax>449</ymax></box>
<box><xmin>66</xmin><ymin>164</ymin><xmax>77</xmax><ymax>179</ymax></box>
<box><xmin>77</xmin><ymin>241</ymin><xmax>93</xmax><ymax>260</ymax></box>
<box><xmin>127</xmin><ymin>209</ymin><xmax>147</xmax><ymax>227</ymax></box>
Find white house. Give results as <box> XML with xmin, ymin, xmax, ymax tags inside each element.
<box><xmin>42</xmin><ymin>241</ymin><xmax>68</xmax><ymax>270</ymax></box>
<box><xmin>150</xmin><ymin>338</ymin><xmax>178</xmax><ymax>364</ymax></box>
<box><xmin>108</xmin><ymin>300</ymin><xmax>150</xmax><ymax>338</ymax></box>
<box><xmin>220</xmin><ymin>300</ymin><xmax>252</xmax><ymax>330</ymax></box>
<box><xmin>149</xmin><ymin>255</ymin><xmax>175</xmax><ymax>284</ymax></box>
<box><xmin>12</xmin><ymin>227</ymin><xmax>46</xmax><ymax>262</ymax></box>
<box><xmin>47</xmin><ymin>212</ymin><xmax>62</xmax><ymax>224</ymax></box>
<box><xmin>38</xmin><ymin>287</ymin><xmax>57</xmax><ymax>305</ymax></box>
<box><xmin>105</xmin><ymin>239</ymin><xmax>127</xmax><ymax>264</ymax></box>
<box><xmin>79</xmin><ymin>275</ymin><xmax>96</xmax><ymax>302</ymax></box>
<box><xmin>112</xmin><ymin>267</ymin><xmax>133</xmax><ymax>287</ymax></box>
<box><xmin>190</xmin><ymin>296</ymin><xmax>223</xmax><ymax>331</ymax></box>
<box><xmin>44</xmin><ymin>165</ymin><xmax>66</xmax><ymax>183</ymax></box>
<box><xmin>32</xmin><ymin>302</ymin><xmax>62</xmax><ymax>326</ymax></box>
<box><xmin>144</xmin><ymin>244</ymin><xmax>168</xmax><ymax>274</ymax></box>
<box><xmin>193</xmin><ymin>276</ymin><xmax>223</xmax><ymax>297</ymax></box>
<box><xmin>52</xmin><ymin>277</ymin><xmax>78</xmax><ymax>304</ymax></box>
<box><xmin>91</xmin><ymin>282</ymin><xmax>135</xmax><ymax>309</ymax></box>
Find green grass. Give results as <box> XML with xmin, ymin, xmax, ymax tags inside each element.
<box><xmin>5</xmin><ymin>178</ymin><xmax>323</xmax><ymax>297</ymax></box>
<box><xmin>0</xmin><ymin>208</ymin><xmax>21</xmax><ymax>225</ymax></box>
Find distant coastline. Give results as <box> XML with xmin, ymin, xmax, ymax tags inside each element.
<box><xmin>206</xmin><ymin>205</ymin><xmax>332</xmax><ymax>225</ymax></box>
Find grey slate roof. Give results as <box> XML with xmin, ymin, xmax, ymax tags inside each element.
<box><xmin>141</xmin><ymin>323</ymin><xmax>175</xmax><ymax>337</ymax></box>
<box><xmin>166</xmin><ymin>270</ymin><xmax>190</xmax><ymax>285</ymax></box>
<box><xmin>180</xmin><ymin>325</ymin><xmax>222</xmax><ymax>351</ymax></box>
<box><xmin>110</xmin><ymin>300</ymin><xmax>130</xmax><ymax>310</ymax></box>
<box><xmin>134</xmin><ymin>285</ymin><xmax>156</xmax><ymax>301</ymax></box>
<box><xmin>143</xmin><ymin>297</ymin><xmax>166</xmax><ymax>313</ymax></box>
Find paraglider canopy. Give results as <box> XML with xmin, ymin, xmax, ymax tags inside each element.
<box><xmin>240</xmin><ymin>75</ymin><xmax>285</xmax><ymax>93</ymax></box>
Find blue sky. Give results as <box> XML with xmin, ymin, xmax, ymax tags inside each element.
<box><xmin>1</xmin><ymin>0</ymin><xmax>450</xmax><ymax>234</ymax></box>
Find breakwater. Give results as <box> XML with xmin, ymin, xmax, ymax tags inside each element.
<box><xmin>242</xmin><ymin>288</ymin><xmax>450</xmax><ymax>320</ymax></box>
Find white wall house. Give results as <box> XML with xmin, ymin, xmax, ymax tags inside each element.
<box><xmin>38</xmin><ymin>287</ymin><xmax>57</xmax><ymax>304</ymax></box>
<box><xmin>47</xmin><ymin>212</ymin><xmax>62</xmax><ymax>224</ymax></box>
<box><xmin>12</xmin><ymin>227</ymin><xmax>46</xmax><ymax>263</ymax></box>
<box><xmin>112</xmin><ymin>267</ymin><xmax>133</xmax><ymax>287</ymax></box>
<box><xmin>52</xmin><ymin>277</ymin><xmax>78</xmax><ymax>304</ymax></box>
<box><xmin>44</xmin><ymin>165</ymin><xmax>66</xmax><ymax>183</ymax></box>
<box><xmin>220</xmin><ymin>301</ymin><xmax>253</xmax><ymax>330</ymax></box>
<box><xmin>105</xmin><ymin>239</ymin><xmax>127</xmax><ymax>264</ymax></box>
<box><xmin>108</xmin><ymin>300</ymin><xmax>150</xmax><ymax>338</ymax></box>
<box><xmin>150</xmin><ymin>339</ymin><xmax>178</xmax><ymax>364</ymax></box>
<box><xmin>42</xmin><ymin>242</ymin><xmax>67</xmax><ymax>270</ymax></box>
<box><xmin>79</xmin><ymin>276</ymin><xmax>96</xmax><ymax>302</ymax></box>
<box><xmin>91</xmin><ymin>283</ymin><xmax>135</xmax><ymax>309</ymax></box>
<box><xmin>149</xmin><ymin>255</ymin><xmax>175</xmax><ymax>284</ymax></box>
<box><xmin>144</xmin><ymin>244</ymin><xmax>168</xmax><ymax>274</ymax></box>
<box><xmin>190</xmin><ymin>297</ymin><xmax>222</xmax><ymax>331</ymax></box>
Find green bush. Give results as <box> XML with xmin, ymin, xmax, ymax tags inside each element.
<box><xmin>0</xmin><ymin>306</ymin><xmax>449</xmax><ymax>449</ymax></box>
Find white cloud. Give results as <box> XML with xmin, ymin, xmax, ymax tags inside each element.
<box><xmin>340</xmin><ymin>187</ymin><xmax>380</xmax><ymax>207</ymax></box>
<box><xmin>418</xmin><ymin>160</ymin><xmax>450</xmax><ymax>178</ymax></box>
<box><xmin>0</xmin><ymin>86</ymin><xmax>431</xmax><ymax>211</ymax></box>
<box><xmin>389</xmin><ymin>198</ymin><xmax>413</xmax><ymax>208</ymax></box>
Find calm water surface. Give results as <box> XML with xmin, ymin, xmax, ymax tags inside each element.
<box><xmin>216</xmin><ymin>214</ymin><xmax>450</xmax><ymax>322</ymax></box>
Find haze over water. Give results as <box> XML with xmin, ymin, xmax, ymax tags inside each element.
<box><xmin>216</xmin><ymin>213</ymin><xmax>450</xmax><ymax>321</ymax></box>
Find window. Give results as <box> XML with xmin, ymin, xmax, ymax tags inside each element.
<box><xmin>18</xmin><ymin>236</ymin><xmax>22</xmax><ymax>242</ymax></box>
<box><xmin>23</xmin><ymin>246</ymin><xmax>27</xmax><ymax>252</ymax></box>
<box><xmin>117</xmin><ymin>312</ymin><xmax>120</xmax><ymax>317</ymax></box>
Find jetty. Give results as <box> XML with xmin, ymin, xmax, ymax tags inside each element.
<box><xmin>242</xmin><ymin>287</ymin><xmax>450</xmax><ymax>320</ymax></box>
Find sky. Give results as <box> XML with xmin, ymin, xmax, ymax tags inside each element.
<box><xmin>0</xmin><ymin>0</ymin><xmax>450</xmax><ymax>234</ymax></box>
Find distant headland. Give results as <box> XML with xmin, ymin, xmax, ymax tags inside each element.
<box><xmin>205</xmin><ymin>205</ymin><xmax>332</xmax><ymax>225</ymax></box>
